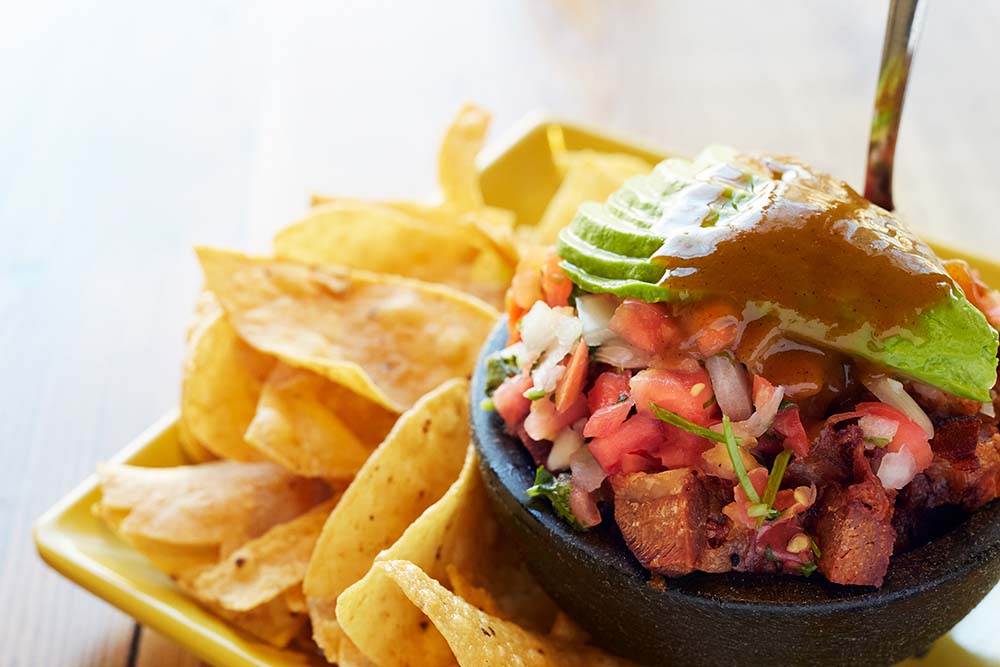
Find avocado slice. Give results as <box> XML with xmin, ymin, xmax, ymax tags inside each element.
<box><xmin>557</xmin><ymin>227</ymin><xmax>666</xmax><ymax>283</ymax></box>
<box><xmin>557</xmin><ymin>149</ymin><xmax>998</xmax><ymax>400</ymax></box>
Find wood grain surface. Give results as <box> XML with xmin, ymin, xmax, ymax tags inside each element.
<box><xmin>3</xmin><ymin>1</ymin><xmax>998</xmax><ymax>665</ymax></box>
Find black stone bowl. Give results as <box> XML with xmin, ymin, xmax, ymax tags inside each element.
<box><xmin>471</xmin><ymin>321</ymin><xmax>1000</xmax><ymax>667</ymax></box>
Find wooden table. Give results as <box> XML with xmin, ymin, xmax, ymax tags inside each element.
<box><xmin>3</xmin><ymin>1</ymin><xmax>998</xmax><ymax>664</ymax></box>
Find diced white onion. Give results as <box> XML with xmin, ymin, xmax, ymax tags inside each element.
<box><xmin>570</xmin><ymin>447</ymin><xmax>607</xmax><ymax>491</ymax></box>
<box><xmin>865</xmin><ymin>376</ymin><xmax>934</xmax><ymax>438</ymax></box>
<box><xmin>547</xmin><ymin>427</ymin><xmax>584</xmax><ymax>471</ymax></box>
<box><xmin>720</xmin><ymin>383</ymin><xmax>784</xmax><ymax>440</ymax></box>
<box><xmin>531</xmin><ymin>357</ymin><xmax>566</xmax><ymax>394</ymax></box>
<box><xmin>576</xmin><ymin>293</ymin><xmax>621</xmax><ymax>346</ymax></box>
<box><xmin>858</xmin><ymin>414</ymin><xmax>899</xmax><ymax>443</ymax></box>
<box><xmin>705</xmin><ymin>355</ymin><xmax>752</xmax><ymax>421</ymax></box>
<box><xmin>982</xmin><ymin>401</ymin><xmax>996</xmax><ymax>418</ymax></box>
<box><xmin>592</xmin><ymin>339</ymin><xmax>651</xmax><ymax>369</ymax></box>
<box><xmin>519</xmin><ymin>301</ymin><xmax>582</xmax><ymax>396</ymax></box>
<box><xmin>877</xmin><ymin>450</ymin><xmax>917</xmax><ymax>490</ymax></box>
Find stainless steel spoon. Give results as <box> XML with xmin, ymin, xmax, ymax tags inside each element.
<box><xmin>864</xmin><ymin>0</ymin><xmax>927</xmax><ymax>211</ymax></box>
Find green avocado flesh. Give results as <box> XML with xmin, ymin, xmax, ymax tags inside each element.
<box><xmin>556</xmin><ymin>148</ymin><xmax>998</xmax><ymax>401</ymax></box>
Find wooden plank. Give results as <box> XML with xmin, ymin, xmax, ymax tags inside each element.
<box><xmin>3</xmin><ymin>1</ymin><xmax>999</xmax><ymax>665</ymax></box>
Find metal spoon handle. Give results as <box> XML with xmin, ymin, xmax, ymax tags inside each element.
<box><xmin>864</xmin><ymin>0</ymin><xmax>927</xmax><ymax>211</ymax></box>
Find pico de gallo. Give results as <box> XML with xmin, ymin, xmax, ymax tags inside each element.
<box><xmin>483</xmin><ymin>148</ymin><xmax>1000</xmax><ymax>588</ymax></box>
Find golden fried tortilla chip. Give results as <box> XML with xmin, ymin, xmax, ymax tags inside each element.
<box><xmin>187</xmin><ymin>498</ymin><xmax>337</xmax><ymax>612</ymax></box>
<box><xmin>304</xmin><ymin>379</ymin><xmax>470</xmax><ymax>659</ymax></box>
<box><xmin>196</xmin><ymin>247</ymin><xmax>498</xmax><ymax>412</ymax></box>
<box><xmin>529</xmin><ymin>150</ymin><xmax>651</xmax><ymax>246</ymax></box>
<box><xmin>386</xmin><ymin>199</ymin><xmax>519</xmax><ymax>265</ymax></box>
<box><xmin>273</xmin><ymin>199</ymin><xmax>513</xmax><ymax>309</ymax></box>
<box><xmin>181</xmin><ymin>311</ymin><xmax>274</xmax><ymax>461</ymax></box>
<box><xmin>245</xmin><ymin>363</ymin><xmax>397</xmax><ymax>479</ymax></box>
<box><xmin>176</xmin><ymin>417</ymin><xmax>217</xmax><ymax>464</ymax></box>
<box><xmin>209</xmin><ymin>594</ymin><xmax>309</xmax><ymax>649</ymax></box>
<box><xmin>284</xmin><ymin>585</ymin><xmax>308</xmax><ymax>614</ymax></box>
<box><xmin>97</xmin><ymin>461</ymin><xmax>329</xmax><ymax>552</ymax></box>
<box><xmin>336</xmin><ymin>447</ymin><xmax>559</xmax><ymax>667</ymax></box>
<box><xmin>375</xmin><ymin>560</ymin><xmax>634</xmax><ymax>667</ymax></box>
<box><xmin>438</xmin><ymin>102</ymin><xmax>490</xmax><ymax>211</ymax></box>
<box><xmin>93</xmin><ymin>502</ymin><xmax>220</xmax><ymax>579</ymax></box>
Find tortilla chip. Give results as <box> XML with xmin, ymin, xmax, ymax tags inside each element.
<box><xmin>245</xmin><ymin>363</ymin><xmax>397</xmax><ymax>479</ymax></box>
<box><xmin>273</xmin><ymin>200</ymin><xmax>513</xmax><ymax>309</ymax></box>
<box><xmin>176</xmin><ymin>417</ymin><xmax>217</xmax><ymax>464</ymax></box>
<box><xmin>93</xmin><ymin>501</ymin><xmax>220</xmax><ymax>578</ymax></box>
<box><xmin>385</xmin><ymin>200</ymin><xmax>520</xmax><ymax>264</ymax></box>
<box><xmin>181</xmin><ymin>312</ymin><xmax>274</xmax><ymax>461</ymax></box>
<box><xmin>304</xmin><ymin>379</ymin><xmax>470</xmax><ymax>658</ymax></box>
<box><xmin>187</xmin><ymin>498</ymin><xmax>336</xmax><ymax>612</ymax></box>
<box><xmin>209</xmin><ymin>594</ymin><xmax>308</xmax><ymax>648</ymax></box>
<box><xmin>186</xmin><ymin>289</ymin><xmax>224</xmax><ymax>342</ymax></box>
<box><xmin>336</xmin><ymin>447</ymin><xmax>559</xmax><ymax>667</ymax></box>
<box><xmin>529</xmin><ymin>150</ymin><xmax>651</xmax><ymax>246</ymax></box>
<box><xmin>97</xmin><ymin>461</ymin><xmax>329</xmax><ymax>552</ymax></box>
<box><xmin>338</xmin><ymin>637</ymin><xmax>379</xmax><ymax>667</ymax></box>
<box><xmin>375</xmin><ymin>560</ymin><xmax>634</xmax><ymax>667</ymax></box>
<box><xmin>284</xmin><ymin>585</ymin><xmax>308</xmax><ymax>614</ymax></box>
<box><xmin>196</xmin><ymin>247</ymin><xmax>498</xmax><ymax>412</ymax></box>
<box><xmin>438</xmin><ymin>102</ymin><xmax>490</xmax><ymax>210</ymax></box>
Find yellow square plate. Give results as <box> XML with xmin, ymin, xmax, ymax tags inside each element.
<box><xmin>34</xmin><ymin>116</ymin><xmax>1000</xmax><ymax>667</ymax></box>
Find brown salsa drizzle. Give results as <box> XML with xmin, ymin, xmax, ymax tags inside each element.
<box><xmin>646</xmin><ymin>155</ymin><xmax>969</xmax><ymax>417</ymax></box>
<box><xmin>651</xmin><ymin>155</ymin><xmax>955</xmax><ymax>338</ymax></box>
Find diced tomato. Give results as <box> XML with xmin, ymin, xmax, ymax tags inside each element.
<box><xmin>493</xmin><ymin>375</ymin><xmax>533</xmax><ymax>431</ymax></box>
<box><xmin>754</xmin><ymin>521</ymin><xmax>814</xmax><ymax>571</ymax></box>
<box><xmin>722</xmin><ymin>467</ymin><xmax>769</xmax><ymax>529</ymax></box>
<box><xmin>619</xmin><ymin>452</ymin><xmax>661</xmax><ymax>474</ymax></box>
<box><xmin>656</xmin><ymin>425</ymin><xmax>712</xmax><ymax>469</ymax></box>
<box><xmin>773</xmin><ymin>484</ymin><xmax>816</xmax><ymax>521</ymax></box>
<box><xmin>855</xmin><ymin>402</ymin><xmax>933</xmax><ymax>472</ymax></box>
<box><xmin>678</xmin><ymin>298</ymin><xmax>740</xmax><ymax>357</ymax></box>
<box><xmin>772</xmin><ymin>406</ymin><xmax>810</xmax><ymax>458</ymax></box>
<box><xmin>541</xmin><ymin>248</ymin><xmax>573</xmax><ymax>308</ymax></box>
<box><xmin>524</xmin><ymin>393</ymin><xmax>588</xmax><ymax>442</ymax></box>
<box><xmin>555</xmin><ymin>339</ymin><xmax>589</xmax><ymax>413</ymax></box>
<box><xmin>608</xmin><ymin>299</ymin><xmax>680</xmax><ymax>354</ymax></box>
<box><xmin>568</xmin><ymin>484</ymin><xmax>602</xmax><ymax>528</ymax></box>
<box><xmin>505</xmin><ymin>247</ymin><xmax>547</xmax><ymax>341</ymax></box>
<box><xmin>584</xmin><ymin>371</ymin><xmax>634</xmax><ymax>438</ymax></box>
<box><xmin>631</xmin><ymin>367</ymin><xmax>716</xmax><ymax>425</ymax></box>
<box><xmin>752</xmin><ymin>375</ymin><xmax>778</xmax><ymax>406</ymax></box>
<box><xmin>588</xmin><ymin>415</ymin><xmax>664</xmax><ymax>473</ymax></box>
<box><xmin>587</xmin><ymin>371</ymin><xmax>631</xmax><ymax>412</ymax></box>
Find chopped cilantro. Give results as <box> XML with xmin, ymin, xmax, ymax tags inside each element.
<box><xmin>485</xmin><ymin>354</ymin><xmax>520</xmax><ymax>395</ymax></box>
<box><xmin>779</xmin><ymin>399</ymin><xmax>797</xmax><ymax>410</ymax></box>
<box><xmin>865</xmin><ymin>436</ymin><xmax>891</xmax><ymax>448</ymax></box>
<box><xmin>702</xmin><ymin>395</ymin><xmax>717</xmax><ymax>409</ymax></box>
<box><xmin>649</xmin><ymin>403</ymin><xmax>728</xmax><ymax>444</ymax></box>
<box><xmin>615</xmin><ymin>392</ymin><xmax>630</xmax><ymax>404</ymax></box>
<box><xmin>647</xmin><ymin>405</ymin><xmax>760</xmax><ymax>505</ymax></box>
<box><xmin>523</xmin><ymin>387</ymin><xmax>547</xmax><ymax>400</ymax></box>
<box><xmin>797</xmin><ymin>562</ymin><xmax>819</xmax><ymax>577</ymax></box>
<box><xmin>747</xmin><ymin>503</ymin><xmax>779</xmax><ymax>520</ymax></box>
<box><xmin>525</xmin><ymin>467</ymin><xmax>585</xmax><ymax>530</ymax></box>
<box><xmin>758</xmin><ymin>449</ymin><xmax>793</xmax><ymax>527</ymax></box>
<box><xmin>722</xmin><ymin>415</ymin><xmax>761</xmax><ymax>504</ymax></box>
<box><xmin>765</xmin><ymin>546</ymin><xmax>779</xmax><ymax>563</ymax></box>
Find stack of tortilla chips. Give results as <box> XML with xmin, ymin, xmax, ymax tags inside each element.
<box><xmin>94</xmin><ymin>104</ymin><xmax>650</xmax><ymax>666</ymax></box>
